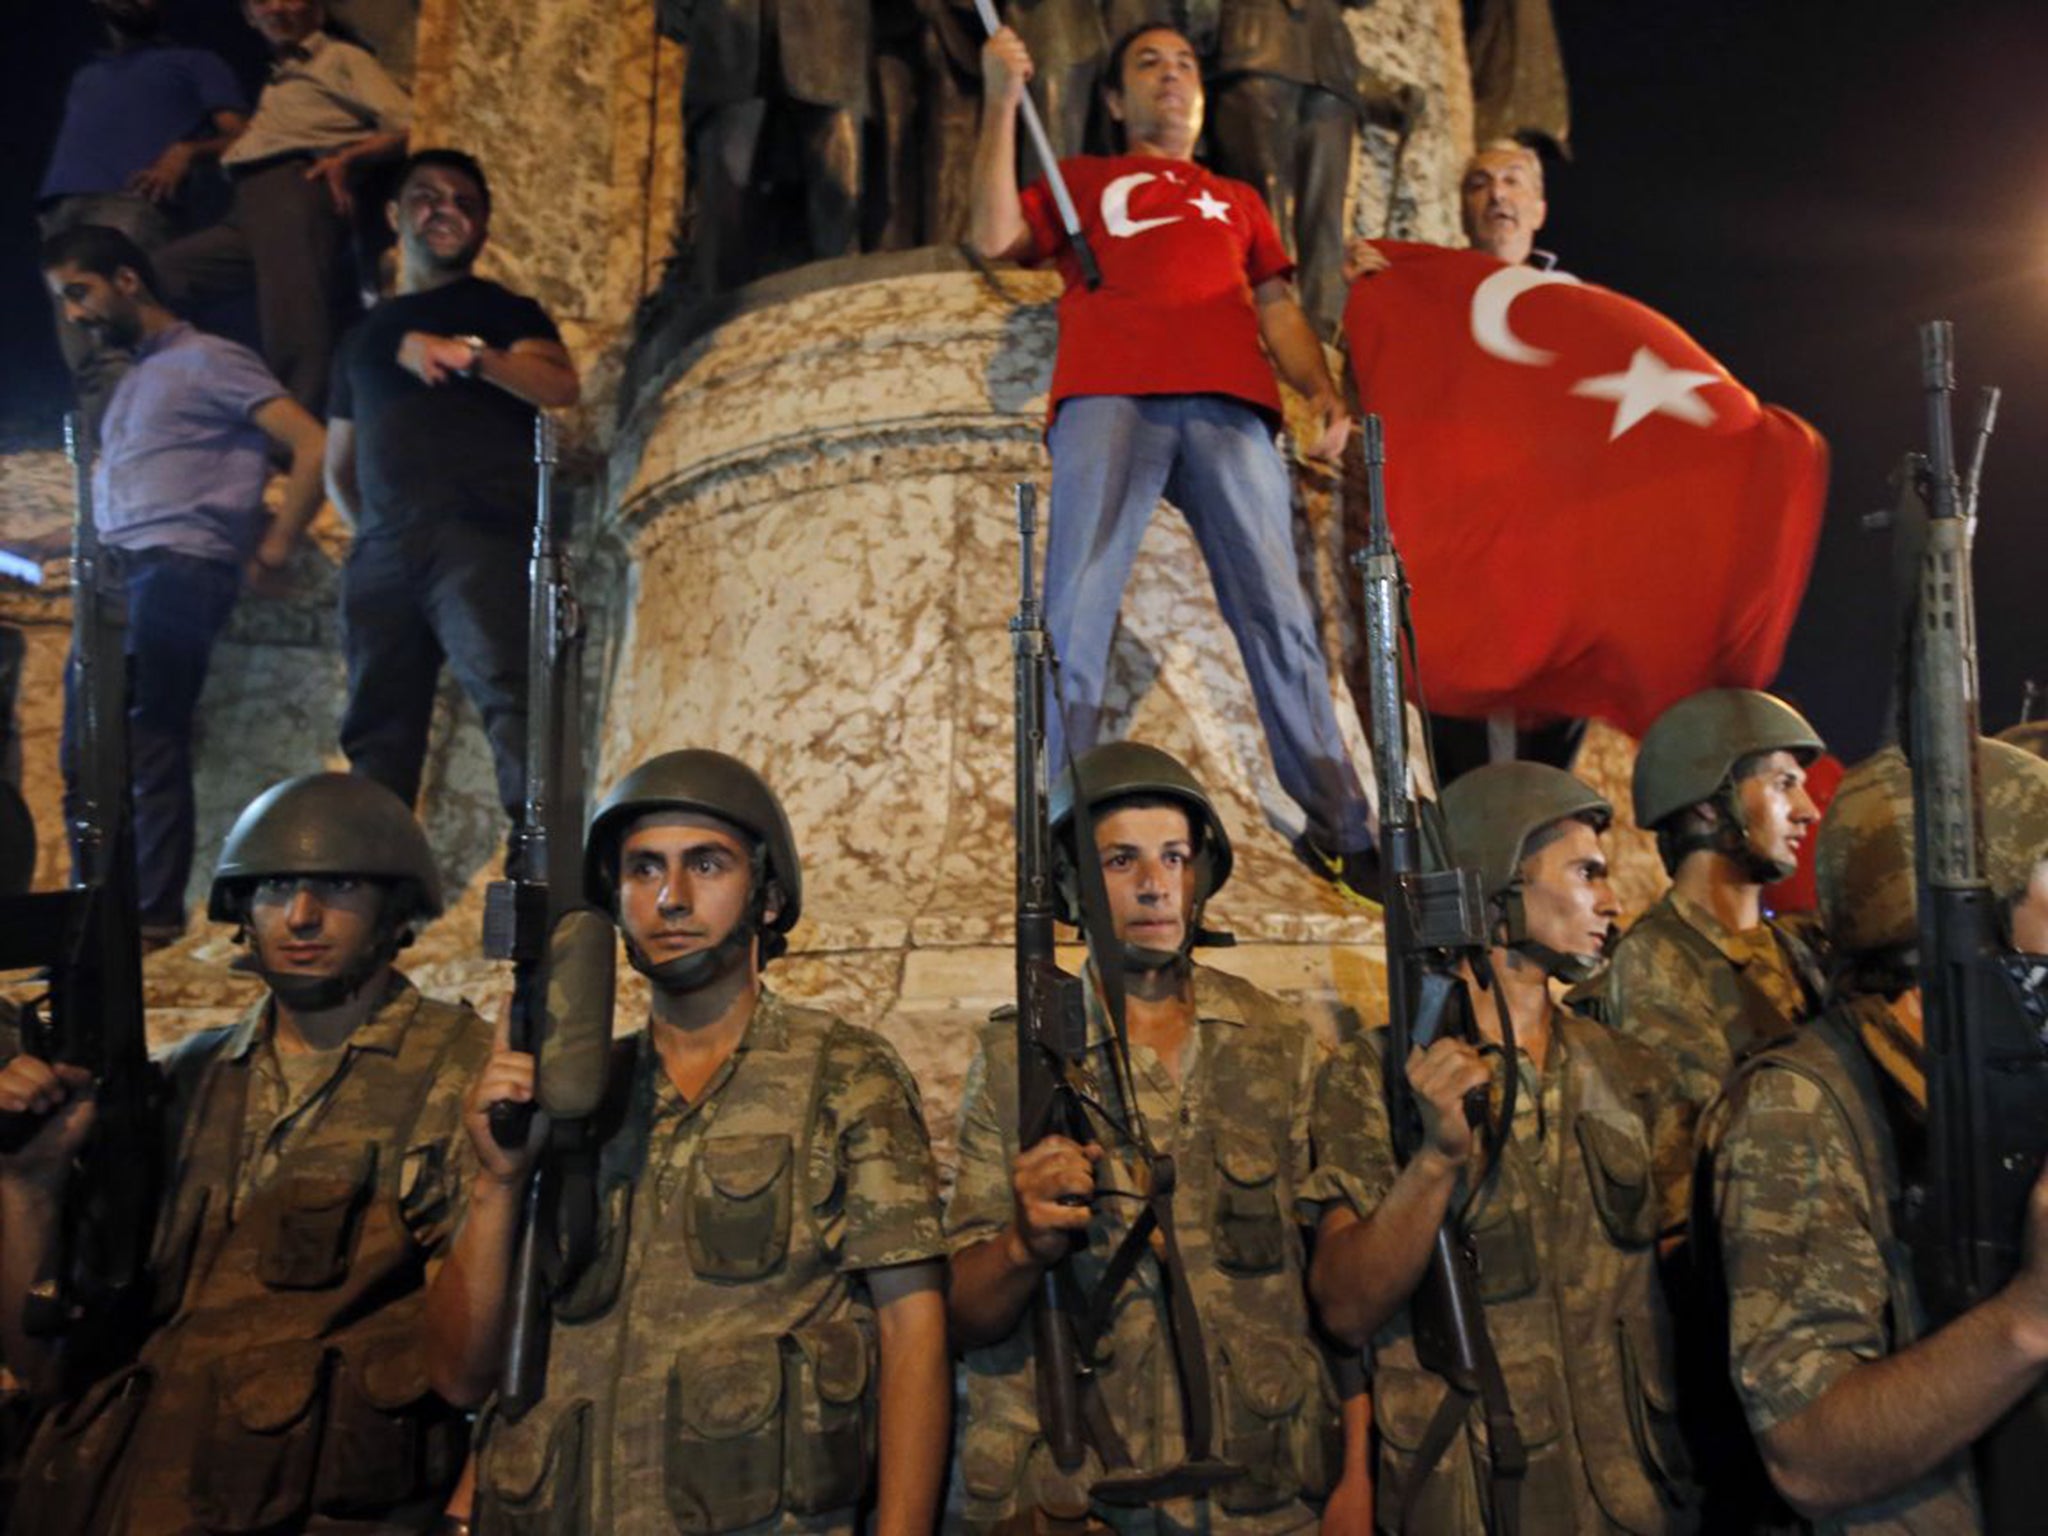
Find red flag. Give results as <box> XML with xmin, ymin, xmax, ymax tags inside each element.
<box><xmin>1343</xmin><ymin>242</ymin><xmax>1827</xmax><ymax>739</ymax></box>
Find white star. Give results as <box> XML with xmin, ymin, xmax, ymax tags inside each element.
<box><xmin>1189</xmin><ymin>189</ymin><xmax>1231</xmax><ymax>222</ymax></box>
<box><xmin>1569</xmin><ymin>346</ymin><xmax>1721</xmax><ymax>440</ymax></box>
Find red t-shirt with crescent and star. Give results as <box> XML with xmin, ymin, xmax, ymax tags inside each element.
<box><xmin>1020</xmin><ymin>154</ymin><xmax>1293</xmax><ymax>424</ymax></box>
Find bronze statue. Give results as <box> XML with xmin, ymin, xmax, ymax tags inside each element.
<box><xmin>1205</xmin><ymin>0</ymin><xmax>1416</xmax><ymax>331</ymax></box>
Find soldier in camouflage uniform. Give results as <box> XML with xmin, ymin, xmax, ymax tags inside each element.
<box><xmin>436</xmin><ymin>749</ymin><xmax>950</xmax><ymax>1536</ymax></box>
<box><xmin>1702</xmin><ymin>740</ymin><xmax>2048</xmax><ymax>1532</ymax></box>
<box><xmin>1310</xmin><ymin>762</ymin><xmax>1698</xmax><ymax>1533</ymax></box>
<box><xmin>1606</xmin><ymin>689</ymin><xmax>1830</xmax><ymax>1157</ymax></box>
<box><xmin>0</xmin><ymin>772</ymin><xmax>485</xmax><ymax>1534</ymax></box>
<box><xmin>946</xmin><ymin>742</ymin><xmax>1343</xmax><ymax>1534</ymax></box>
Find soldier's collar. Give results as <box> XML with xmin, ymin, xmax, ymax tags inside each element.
<box><xmin>225</xmin><ymin>973</ymin><xmax>416</xmax><ymax>1061</ymax></box>
<box><xmin>1667</xmin><ymin>888</ymin><xmax>1774</xmax><ymax>967</ymax></box>
<box><xmin>1078</xmin><ymin>961</ymin><xmax>1249</xmax><ymax>1049</ymax></box>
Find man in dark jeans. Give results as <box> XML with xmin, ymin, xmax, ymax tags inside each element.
<box><xmin>327</xmin><ymin>148</ymin><xmax>578</xmax><ymax>835</ymax></box>
<box><xmin>42</xmin><ymin>225</ymin><xmax>325</xmax><ymax>946</ymax></box>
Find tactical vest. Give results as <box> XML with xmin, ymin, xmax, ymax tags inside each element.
<box><xmin>476</xmin><ymin>998</ymin><xmax>885</xmax><ymax>1536</ymax></box>
<box><xmin>1373</xmin><ymin>1013</ymin><xmax>1697</xmax><ymax>1536</ymax></box>
<box><xmin>1615</xmin><ymin>899</ymin><xmax>1825</xmax><ymax>1065</ymax></box>
<box><xmin>957</xmin><ymin>969</ymin><xmax>1341</xmax><ymax>1533</ymax></box>
<box><xmin>1704</xmin><ymin>1011</ymin><xmax>1980</xmax><ymax>1536</ymax></box>
<box><xmin>16</xmin><ymin>984</ymin><xmax>484</xmax><ymax>1536</ymax></box>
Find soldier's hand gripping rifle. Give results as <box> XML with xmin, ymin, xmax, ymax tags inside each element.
<box><xmin>1353</xmin><ymin>415</ymin><xmax>1526</xmax><ymax>1535</ymax></box>
<box><xmin>481</xmin><ymin>415</ymin><xmax>613</xmax><ymax>1417</ymax></box>
<box><xmin>1011</xmin><ymin>483</ymin><xmax>1091</xmax><ymax>1472</ymax></box>
<box><xmin>0</xmin><ymin>413</ymin><xmax>157</xmax><ymax>1363</ymax></box>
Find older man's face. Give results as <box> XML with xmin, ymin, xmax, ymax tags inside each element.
<box><xmin>244</xmin><ymin>0</ymin><xmax>323</xmax><ymax>51</ymax></box>
<box><xmin>1461</xmin><ymin>147</ymin><xmax>1547</xmax><ymax>265</ymax></box>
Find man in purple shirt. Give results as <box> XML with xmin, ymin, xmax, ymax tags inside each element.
<box><xmin>37</xmin><ymin>0</ymin><xmax>248</xmax><ymax>428</ymax></box>
<box><xmin>41</xmin><ymin>225</ymin><xmax>326</xmax><ymax>946</ymax></box>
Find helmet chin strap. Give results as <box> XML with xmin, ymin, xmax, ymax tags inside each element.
<box><xmin>625</xmin><ymin>910</ymin><xmax>759</xmax><ymax>996</ymax></box>
<box><xmin>1715</xmin><ymin>786</ymin><xmax>1797</xmax><ymax>884</ymax></box>
<box><xmin>250</xmin><ymin>905</ymin><xmax>410</xmax><ymax>1015</ymax></box>
<box><xmin>1499</xmin><ymin>890</ymin><xmax>1617</xmax><ymax>986</ymax></box>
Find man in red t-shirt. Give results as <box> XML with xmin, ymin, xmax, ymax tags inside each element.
<box><xmin>971</xmin><ymin>20</ymin><xmax>1378</xmax><ymax>899</ymax></box>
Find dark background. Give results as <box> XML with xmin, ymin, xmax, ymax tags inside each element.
<box><xmin>7</xmin><ymin>0</ymin><xmax>2046</xmax><ymax>760</ymax></box>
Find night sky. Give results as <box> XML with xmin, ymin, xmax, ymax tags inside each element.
<box><xmin>6</xmin><ymin>0</ymin><xmax>2046</xmax><ymax>762</ymax></box>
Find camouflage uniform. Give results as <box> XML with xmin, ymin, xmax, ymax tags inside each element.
<box><xmin>474</xmin><ymin>989</ymin><xmax>946</xmax><ymax>1536</ymax></box>
<box><xmin>948</xmin><ymin>964</ymin><xmax>1337</xmax><ymax>1534</ymax></box>
<box><xmin>16</xmin><ymin>976</ymin><xmax>489</xmax><ymax>1536</ymax></box>
<box><xmin>1703</xmin><ymin>1001</ymin><xmax>1979</xmax><ymax>1534</ymax></box>
<box><xmin>1309</xmin><ymin>1008</ymin><xmax>1697</xmax><ymax>1534</ymax></box>
<box><xmin>1605</xmin><ymin>890</ymin><xmax>1825</xmax><ymax>1188</ymax></box>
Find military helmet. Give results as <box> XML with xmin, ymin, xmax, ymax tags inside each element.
<box><xmin>1050</xmin><ymin>742</ymin><xmax>1233</xmax><ymax>924</ymax></box>
<box><xmin>1995</xmin><ymin>719</ymin><xmax>2048</xmax><ymax>763</ymax></box>
<box><xmin>1817</xmin><ymin>740</ymin><xmax>2048</xmax><ymax>957</ymax></box>
<box><xmin>1439</xmin><ymin>762</ymin><xmax>1612</xmax><ymax>904</ymax></box>
<box><xmin>1632</xmin><ymin>689</ymin><xmax>1825</xmax><ymax>831</ymax></box>
<box><xmin>583</xmin><ymin>749</ymin><xmax>803</xmax><ymax>936</ymax></box>
<box><xmin>207</xmin><ymin>773</ymin><xmax>443</xmax><ymax>922</ymax></box>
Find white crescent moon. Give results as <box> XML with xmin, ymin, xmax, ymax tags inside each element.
<box><xmin>1469</xmin><ymin>265</ymin><xmax>1581</xmax><ymax>366</ymax></box>
<box><xmin>1102</xmin><ymin>172</ymin><xmax>1180</xmax><ymax>239</ymax></box>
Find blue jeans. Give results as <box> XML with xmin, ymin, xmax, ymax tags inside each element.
<box><xmin>61</xmin><ymin>547</ymin><xmax>240</xmax><ymax>929</ymax></box>
<box><xmin>1045</xmin><ymin>393</ymin><xmax>1373</xmax><ymax>853</ymax></box>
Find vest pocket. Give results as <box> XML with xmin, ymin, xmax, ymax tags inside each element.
<box><xmin>1468</xmin><ymin>1165</ymin><xmax>1540</xmax><ymax>1303</ymax></box>
<box><xmin>254</xmin><ymin>1145</ymin><xmax>377</xmax><ymax>1290</ymax></box>
<box><xmin>479</xmin><ymin>1396</ymin><xmax>592</xmax><ymax>1536</ymax></box>
<box><xmin>314</xmin><ymin>1331</ymin><xmax>464</xmax><ymax>1516</ymax></box>
<box><xmin>190</xmin><ymin>1339</ymin><xmax>329</xmax><ymax>1533</ymax></box>
<box><xmin>686</xmin><ymin>1133</ymin><xmax>794</xmax><ymax>1281</ymax></box>
<box><xmin>1618</xmin><ymin>1316</ymin><xmax>1692</xmax><ymax>1500</ymax></box>
<box><xmin>1372</xmin><ymin>1357</ymin><xmax>1572</xmax><ymax>1534</ymax></box>
<box><xmin>1215</xmin><ymin>1332</ymin><xmax>1332</xmax><ymax>1514</ymax></box>
<box><xmin>1576</xmin><ymin>1113</ymin><xmax>1658</xmax><ymax>1248</ymax></box>
<box><xmin>13</xmin><ymin>1366</ymin><xmax>151</xmax><ymax>1536</ymax></box>
<box><xmin>784</xmin><ymin>1317</ymin><xmax>875</xmax><ymax>1514</ymax></box>
<box><xmin>666</xmin><ymin>1332</ymin><xmax>785</xmax><ymax>1532</ymax></box>
<box><xmin>1213</xmin><ymin>1131</ymin><xmax>1287</xmax><ymax>1275</ymax></box>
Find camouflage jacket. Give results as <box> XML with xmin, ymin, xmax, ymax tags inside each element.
<box><xmin>1702</xmin><ymin>1002</ymin><xmax>1979</xmax><ymax>1535</ymax></box>
<box><xmin>17</xmin><ymin>976</ymin><xmax>488</xmax><ymax>1536</ymax></box>
<box><xmin>476</xmin><ymin>989</ymin><xmax>946</xmax><ymax>1536</ymax></box>
<box><xmin>1308</xmin><ymin>1008</ymin><xmax>1698</xmax><ymax>1535</ymax></box>
<box><xmin>1605</xmin><ymin>891</ymin><xmax>1826</xmax><ymax>1200</ymax></box>
<box><xmin>946</xmin><ymin>963</ymin><xmax>1335</xmax><ymax>1535</ymax></box>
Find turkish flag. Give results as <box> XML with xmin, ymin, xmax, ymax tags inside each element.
<box><xmin>1342</xmin><ymin>242</ymin><xmax>1828</xmax><ymax>740</ymax></box>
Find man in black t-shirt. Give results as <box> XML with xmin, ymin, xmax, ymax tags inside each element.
<box><xmin>326</xmin><ymin>148</ymin><xmax>579</xmax><ymax>826</ymax></box>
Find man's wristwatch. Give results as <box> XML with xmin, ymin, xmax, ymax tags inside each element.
<box><xmin>455</xmin><ymin>334</ymin><xmax>488</xmax><ymax>377</ymax></box>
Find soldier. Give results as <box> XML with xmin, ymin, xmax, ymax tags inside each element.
<box><xmin>0</xmin><ymin>773</ymin><xmax>483</xmax><ymax>1533</ymax></box>
<box><xmin>947</xmin><ymin>742</ymin><xmax>1343</xmax><ymax>1532</ymax></box>
<box><xmin>1605</xmin><ymin>688</ymin><xmax>1829</xmax><ymax>1151</ymax></box>
<box><xmin>1703</xmin><ymin>741</ymin><xmax>2048</xmax><ymax>1528</ymax></box>
<box><xmin>1309</xmin><ymin>762</ymin><xmax>1697</xmax><ymax>1533</ymax></box>
<box><xmin>434</xmin><ymin>749</ymin><xmax>951</xmax><ymax>1533</ymax></box>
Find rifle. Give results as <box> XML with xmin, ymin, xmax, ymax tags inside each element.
<box><xmin>481</xmin><ymin>415</ymin><xmax>612</xmax><ymax>1417</ymax></box>
<box><xmin>1893</xmin><ymin>324</ymin><xmax>2048</xmax><ymax>1527</ymax></box>
<box><xmin>1009</xmin><ymin>482</ymin><xmax>1089</xmax><ymax>1473</ymax></box>
<box><xmin>1353</xmin><ymin>415</ymin><xmax>1526</xmax><ymax>1534</ymax></box>
<box><xmin>0</xmin><ymin>413</ymin><xmax>157</xmax><ymax>1366</ymax></box>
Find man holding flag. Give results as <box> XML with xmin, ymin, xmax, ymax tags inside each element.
<box><xmin>971</xmin><ymin>19</ymin><xmax>1381</xmax><ymax>901</ymax></box>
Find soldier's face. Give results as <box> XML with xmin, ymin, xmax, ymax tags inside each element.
<box><xmin>2012</xmin><ymin>859</ymin><xmax>2048</xmax><ymax>952</ymax></box>
<box><xmin>1460</xmin><ymin>148</ymin><xmax>1546</xmax><ymax>264</ymax></box>
<box><xmin>391</xmin><ymin>164</ymin><xmax>489</xmax><ymax>271</ymax></box>
<box><xmin>1106</xmin><ymin>29</ymin><xmax>1204</xmax><ymax>152</ymax></box>
<box><xmin>617</xmin><ymin>812</ymin><xmax>769</xmax><ymax>965</ymax></box>
<box><xmin>1092</xmin><ymin>804</ymin><xmax>1197</xmax><ymax>953</ymax></box>
<box><xmin>46</xmin><ymin>261</ymin><xmax>144</xmax><ymax>348</ymax></box>
<box><xmin>1515</xmin><ymin>819</ymin><xmax>1619</xmax><ymax>960</ymax></box>
<box><xmin>1733</xmin><ymin>751</ymin><xmax>1819</xmax><ymax>879</ymax></box>
<box><xmin>246</xmin><ymin>875</ymin><xmax>384</xmax><ymax>981</ymax></box>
